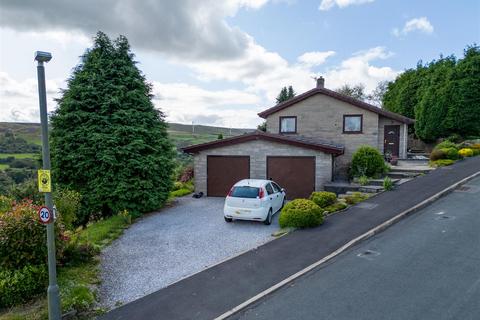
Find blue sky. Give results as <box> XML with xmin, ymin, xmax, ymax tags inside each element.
<box><xmin>0</xmin><ymin>0</ymin><xmax>478</xmax><ymax>127</ymax></box>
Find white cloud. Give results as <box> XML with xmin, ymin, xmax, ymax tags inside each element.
<box><xmin>393</xmin><ymin>17</ymin><xmax>434</xmax><ymax>37</ymax></box>
<box><xmin>319</xmin><ymin>0</ymin><xmax>374</xmax><ymax>11</ymax></box>
<box><xmin>322</xmin><ymin>47</ymin><xmax>398</xmax><ymax>91</ymax></box>
<box><xmin>298</xmin><ymin>51</ymin><xmax>336</xmax><ymax>67</ymax></box>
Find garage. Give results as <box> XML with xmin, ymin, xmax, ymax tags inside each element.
<box><xmin>267</xmin><ymin>156</ymin><xmax>315</xmax><ymax>199</ymax></box>
<box><xmin>207</xmin><ymin>155</ymin><xmax>250</xmax><ymax>196</ymax></box>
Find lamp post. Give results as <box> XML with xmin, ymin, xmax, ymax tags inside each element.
<box><xmin>35</xmin><ymin>50</ymin><xmax>61</xmax><ymax>320</ymax></box>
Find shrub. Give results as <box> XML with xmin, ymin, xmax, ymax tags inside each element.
<box><xmin>54</xmin><ymin>187</ymin><xmax>82</xmax><ymax>229</ymax></box>
<box><xmin>434</xmin><ymin>140</ymin><xmax>458</xmax><ymax>150</ymax></box>
<box><xmin>179</xmin><ymin>166</ymin><xmax>194</xmax><ymax>183</ymax></box>
<box><xmin>383</xmin><ymin>176</ymin><xmax>394</xmax><ymax>191</ymax></box>
<box><xmin>8</xmin><ymin>179</ymin><xmax>43</xmax><ymax>204</ymax></box>
<box><xmin>429</xmin><ymin>149</ymin><xmax>447</xmax><ymax>161</ymax></box>
<box><xmin>0</xmin><ymin>171</ymin><xmax>14</xmax><ymax>195</ymax></box>
<box><xmin>323</xmin><ymin>202</ymin><xmax>348</xmax><ymax>213</ymax></box>
<box><xmin>344</xmin><ymin>192</ymin><xmax>369</xmax><ymax>205</ymax></box>
<box><xmin>279</xmin><ymin>199</ymin><xmax>324</xmax><ymax>228</ymax></box>
<box><xmin>350</xmin><ymin>146</ymin><xmax>388</xmax><ymax>178</ymax></box>
<box><xmin>0</xmin><ymin>200</ymin><xmax>65</xmax><ymax>269</ymax></box>
<box><xmin>458</xmin><ymin>148</ymin><xmax>474</xmax><ymax>157</ymax></box>
<box><xmin>0</xmin><ymin>195</ymin><xmax>13</xmax><ymax>213</ymax></box>
<box><xmin>0</xmin><ymin>264</ymin><xmax>48</xmax><ymax>307</ymax></box>
<box><xmin>358</xmin><ymin>176</ymin><xmax>369</xmax><ymax>186</ymax></box>
<box><xmin>440</xmin><ymin>147</ymin><xmax>460</xmax><ymax>160</ymax></box>
<box><xmin>309</xmin><ymin>191</ymin><xmax>336</xmax><ymax>208</ymax></box>
<box><xmin>4</xmin><ymin>167</ymin><xmax>35</xmax><ymax>184</ymax></box>
<box><xmin>430</xmin><ymin>159</ymin><xmax>455</xmax><ymax>167</ymax></box>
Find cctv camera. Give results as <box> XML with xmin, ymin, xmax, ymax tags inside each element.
<box><xmin>34</xmin><ymin>51</ymin><xmax>52</xmax><ymax>63</ymax></box>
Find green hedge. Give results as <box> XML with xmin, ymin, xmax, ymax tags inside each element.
<box><xmin>350</xmin><ymin>145</ymin><xmax>388</xmax><ymax>178</ymax></box>
<box><xmin>310</xmin><ymin>191</ymin><xmax>336</xmax><ymax>208</ymax></box>
<box><xmin>0</xmin><ymin>264</ymin><xmax>48</xmax><ymax>307</ymax></box>
<box><xmin>279</xmin><ymin>199</ymin><xmax>324</xmax><ymax>228</ymax></box>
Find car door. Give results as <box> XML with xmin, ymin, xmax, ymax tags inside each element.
<box><xmin>271</xmin><ymin>182</ymin><xmax>284</xmax><ymax>211</ymax></box>
<box><xmin>265</xmin><ymin>183</ymin><xmax>277</xmax><ymax>212</ymax></box>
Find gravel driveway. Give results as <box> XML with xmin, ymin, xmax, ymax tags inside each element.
<box><xmin>99</xmin><ymin>196</ymin><xmax>279</xmax><ymax>309</ymax></box>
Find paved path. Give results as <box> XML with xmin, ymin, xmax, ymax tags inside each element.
<box><xmin>99</xmin><ymin>196</ymin><xmax>279</xmax><ymax>309</ymax></box>
<box><xmin>236</xmin><ymin>176</ymin><xmax>480</xmax><ymax>320</ymax></box>
<box><xmin>100</xmin><ymin>157</ymin><xmax>480</xmax><ymax>320</ymax></box>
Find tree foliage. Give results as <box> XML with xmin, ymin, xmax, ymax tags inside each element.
<box><xmin>51</xmin><ymin>32</ymin><xmax>175</xmax><ymax>220</ymax></box>
<box><xmin>276</xmin><ymin>85</ymin><xmax>296</xmax><ymax>104</ymax></box>
<box><xmin>383</xmin><ymin>44</ymin><xmax>480</xmax><ymax>141</ymax></box>
<box><xmin>336</xmin><ymin>83</ymin><xmax>367</xmax><ymax>101</ymax></box>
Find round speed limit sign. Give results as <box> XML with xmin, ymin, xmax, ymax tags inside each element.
<box><xmin>38</xmin><ymin>206</ymin><xmax>52</xmax><ymax>224</ymax></box>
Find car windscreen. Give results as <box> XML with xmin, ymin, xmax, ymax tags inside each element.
<box><xmin>230</xmin><ymin>186</ymin><xmax>260</xmax><ymax>198</ymax></box>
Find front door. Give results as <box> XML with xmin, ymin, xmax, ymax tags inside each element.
<box><xmin>384</xmin><ymin>125</ymin><xmax>400</xmax><ymax>157</ymax></box>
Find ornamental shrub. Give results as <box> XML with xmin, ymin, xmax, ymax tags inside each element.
<box><xmin>440</xmin><ymin>147</ymin><xmax>460</xmax><ymax>160</ymax></box>
<box><xmin>0</xmin><ymin>200</ymin><xmax>65</xmax><ymax>269</ymax></box>
<box><xmin>430</xmin><ymin>159</ymin><xmax>455</xmax><ymax>167</ymax></box>
<box><xmin>279</xmin><ymin>199</ymin><xmax>324</xmax><ymax>228</ymax></box>
<box><xmin>344</xmin><ymin>192</ymin><xmax>370</xmax><ymax>205</ymax></box>
<box><xmin>0</xmin><ymin>264</ymin><xmax>48</xmax><ymax>307</ymax></box>
<box><xmin>429</xmin><ymin>149</ymin><xmax>447</xmax><ymax>161</ymax></box>
<box><xmin>309</xmin><ymin>191</ymin><xmax>336</xmax><ymax>208</ymax></box>
<box><xmin>383</xmin><ymin>176</ymin><xmax>394</xmax><ymax>191</ymax></box>
<box><xmin>54</xmin><ymin>187</ymin><xmax>82</xmax><ymax>229</ymax></box>
<box><xmin>434</xmin><ymin>140</ymin><xmax>458</xmax><ymax>150</ymax></box>
<box><xmin>458</xmin><ymin>148</ymin><xmax>474</xmax><ymax>157</ymax></box>
<box><xmin>323</xmin><ymin>202</ymin><xmax>348</xmax><ymax>213</ymax></box>
<box><xmin>0</xmin><ymin>195</ymin><xmax>13</xmax><ymax>213</ymax></box>
<box><xmin>350</xmin><ymin>146</ymin><xmax>388</xmax><ymax>178</ymax></box>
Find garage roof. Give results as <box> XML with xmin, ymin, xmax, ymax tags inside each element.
<box><xmin>182</xmin><ymin>131</ymin><xmax>344</xmax><ymax>155</ymax></box>
<box><xmin>257</xmin><ymin>87</ymin><xmax>415</xmax><ymax>124</ymax></box>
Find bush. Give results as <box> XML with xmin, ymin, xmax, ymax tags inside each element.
<box><xmin>9</xmin><ymin>158</ymin><xmax>38</xmax><ymax>169</ymax></box>
<box><xmin>179</xmin><ymin>166</ymin><xmax>194</xmax><ymax>183</ymax></box>
<box><xmin>350</xmin><ymin>146</ymin><xmax>388</xmax><ymax>178</ymax></box>
<box><xmin>458</xmin><ymin>148</ymin><xmax>474</xmax><ymax>157</ymax></box>
<box><xmin>344</xmin><ymin>192</ymin><xmax>369</xmax><ymax>205</ymax></box>
<box><xmin>440</xmin><ymin>147</ymin><xmax>460</xmax><ymax>160</ymax></box>
<box><xmin>0</xmin><ymin>171</ymin><xmax>15</xmax><ymax>195</ymax></box>
<box><xmin>0</xmin><ymin>200</ymin><xmax>65</xmax><ymax>269</ymax></box>
<box><xmin>383</xmin><ymin>176</ymin><xmax>394</xmax><ymax>191</ymax></box>
<box><xmin>358</xmin><ymin>176</ymin><xmax>369</xmax><ymax>186</ymax></box>
<box><xmin>0</xmin><ymin>195</ymin><xmax>13</xmax><ymax>213</ymax></box>
<box><xmin>429</xmin><ymin>149</ymin><xmax>447</xmax><ymax>161</ymax></box>
<box><xmin>323</xmin><ymin>202</ymin><xmax>348</xmax><ymax>213</ymax></box>
<box><xmin>434</xmin><ymin>140</ymin><xmax>458</xmax><ymax>150</ymax></box>
<box><xmin>0</xmin><ymin>264</ymin><xmax>48</xmax><ymax>307</ymax></box>
<box><xmin>4</xmin><ymin>167</ymin><xmax>35</xmax><ymax>184</ymax></box>
<box><xmin>54</xmin><ymin>187</ymin><xmax>82</xmax><ymax>229</ymax></box>
<box><xmin>8</xmin><ymin>179</ymin><xmax>43</xmax><ymax>204</ymax></box>
<box><xmin>309</xmin><ymin>191</ymin><xmax>336</xmax><ymax>208</ymax></box>
<box><xmin>279</xmin><ymin>199</ymin><xmax>324</xmax><ymax>228</ymax></box>
<box><xmin>430</xmin><ymin>159</ymin><xmax>455</xmax><ymax>167</ymax></box>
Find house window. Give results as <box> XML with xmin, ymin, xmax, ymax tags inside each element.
<box><xmin>279</xmin><ymin>116</ymin><xmax>297</xmax><ymax>133</ymax></box>
<box><xmin>343</xmin><ymin>115</ymin><xmax>363</xmax><ymax>133</ymax></box>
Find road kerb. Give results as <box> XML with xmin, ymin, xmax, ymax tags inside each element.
<box><xmin>214</xmin><ymin>170</ymin><xmax>480</xmax><ymax>320</ymax></box>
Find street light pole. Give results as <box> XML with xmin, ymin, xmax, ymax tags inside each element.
<box><xmin>35</xmin><ymin>51</ymin><xmax>61</xmax><ymax>320</ymax></box>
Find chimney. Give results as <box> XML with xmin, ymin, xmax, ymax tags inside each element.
<box><xmin>316</xmin><ymin>76</ymin><xmax>325</xmax><ymax>88</ymax></box>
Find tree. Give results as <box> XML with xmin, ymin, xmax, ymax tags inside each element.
<box><xmin>368</xmin><ymin>80</ymin><xmax>389</xmax><ymax>107</ymax></box>
<box><xmin>217</xmin><ymin>133</ymin><xmax>224</xmax><ymax>140</ymax></box>
<box><xmin>336</xmin><ymin>83</ymin><xmax>367</xmax><ymax>101</ymax></box>
<box><xmin>276</xmin><ymin>86</ymin><xmax>296</xmax><ymax>104</ymax></box>
<box><xmin>257</xmin><ymin>121</ymin><xmax>267</xmax><ymax>132</ymax></box>
<box><xmin>51</xmin><ymin>32</ymin><xmax>175</xmax><ymax>221</ymax></box>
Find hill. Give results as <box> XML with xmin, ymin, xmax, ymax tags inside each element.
<box><xmin>0</xmin><ymin>122</ymin><xmax>254</xmax><ymax>149</ymax></box>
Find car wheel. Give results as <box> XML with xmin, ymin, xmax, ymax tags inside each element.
<box><xmin>264</xmin><ymin>209</ymin><xmax>272</xmax><ymax>225</ymax></box>
<box><xmin>224</xmin><ymin>217</ymin><xmax>233</xmax><ymax>223</ymax></box>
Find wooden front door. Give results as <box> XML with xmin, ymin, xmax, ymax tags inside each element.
<box><xmin>384</xmin><ymin>125</ymin><xmax>400</xmax><ymax>157</ymax></box>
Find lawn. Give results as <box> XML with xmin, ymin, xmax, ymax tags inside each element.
<box><xmin>0</xmin><ymin>153</ymin><xmax>39</xmax><ymax>159</ymax></box>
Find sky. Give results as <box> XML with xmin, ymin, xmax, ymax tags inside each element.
<box><xmin>0</xmin><ymin>0</ymin><xmax>479</xmax><ymax>128</ymax></box>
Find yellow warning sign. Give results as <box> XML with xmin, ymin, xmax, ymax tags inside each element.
<box><xmin>38</xmin><ymin>170</ymin><xmax>51</xmax><ymax>193</ymax></box>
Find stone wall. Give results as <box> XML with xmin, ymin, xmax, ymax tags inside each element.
<box><xmin>193</xmin><ymin>139</ymin><xmax>333</xmax><ymax>195</ymax></box>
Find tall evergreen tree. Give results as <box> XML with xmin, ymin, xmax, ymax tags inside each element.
<box><xmin>276</xmin><ymin>86</ymin><xmax>296</xmax><ymax>104</ymax></box>
<box><xmin>51</xmin><ymin>32</ymin><xmax>174</xmax><ymax>221</ymax></box>
<box><xmin>287</xmin><ymin>86</ymin><xmax>296</xmax><ymax>99</ymax></box>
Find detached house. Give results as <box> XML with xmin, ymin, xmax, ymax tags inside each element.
<box><xmin>183</xmin><ymin>78</ymin><xmax>414</xmax><ymax>198</ymax></box>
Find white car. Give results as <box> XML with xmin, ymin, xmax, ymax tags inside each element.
<box><xmin>224</xmin><ymin>179</ymin><xmax>286</xmax><ymax>225</ymax></box>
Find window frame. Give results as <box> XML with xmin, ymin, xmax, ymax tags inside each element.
<box><xmin>342</xmin><ymin>114</ymin><xmax>363</xmax><ymax>134</ymax></box>
<box><xmin>279</xmin><ymin>116</ymin><xmax>297</xmax><ymax>134</ymax></box>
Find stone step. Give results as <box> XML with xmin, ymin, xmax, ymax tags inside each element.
<box><xmin>359</xmin><ymin>185</ymin><xmax>384</xmax><ymax>193</ymax></box>
<box><xmin>387</xmin><ymin>171</ymin><xmax>420</xmax><ymax>179</ymax></box>
<box><xmin>367</xmin><ymin>178</ymin><xmax>400</xmax><ymax>186</ymax></box>
<box><xmin>389</xmin><ymin>166</ymin><xmax>433</xmax><ymax>174</ymax></box>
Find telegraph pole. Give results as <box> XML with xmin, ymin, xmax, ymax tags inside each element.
<box><xmin>35</xmin><ymin>51</ymin><xmax>61</xmax><ymax>320</ymax></box>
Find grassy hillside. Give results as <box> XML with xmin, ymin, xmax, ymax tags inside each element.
<box><xmin>0</xmin><ymin>122</ymin><xmax>254</xmax><ymax>150</ymax></box>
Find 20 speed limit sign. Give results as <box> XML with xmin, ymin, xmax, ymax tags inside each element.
<box><xmin>38</xmin><ymin>206</ymin><xmax>52</xmax><ymax>224</ymax></box>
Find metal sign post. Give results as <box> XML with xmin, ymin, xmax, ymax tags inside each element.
<box><xmin>35</xmin><ymin>51</ymin><xmax>61</xmax><ymax>320</ymax></box>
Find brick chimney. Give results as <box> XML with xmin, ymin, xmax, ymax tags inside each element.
<box><xmin>316</xmin><ymin>76</ymin><xmax>325</xmax><ymax>88</ymax></box>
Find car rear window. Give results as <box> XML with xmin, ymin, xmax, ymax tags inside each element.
<box><xmin>230</xmin><ymin>186</ymin><xmax>260</xmax><ymax>198</ymax></box>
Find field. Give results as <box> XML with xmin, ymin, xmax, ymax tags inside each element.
<box><xmin>0</xmin><ymin>122</ymin><xmax>253</xmax><ymax>152</ymax></box>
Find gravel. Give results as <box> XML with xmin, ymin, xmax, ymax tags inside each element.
<box><xmin>99</xmin><ymin>196</ymin><xmax>279</xmax><ymax>309</ymax></box>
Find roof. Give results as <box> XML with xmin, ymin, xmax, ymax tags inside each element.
<box><xmin>182</xmin><ymin>131</ymin><xmax>344</xmax><ymax>155</ymax></box>
<box><xmin>258</xmin><ymin>87</ymin><xmax>415</xmax><ymax>124</ymax></box>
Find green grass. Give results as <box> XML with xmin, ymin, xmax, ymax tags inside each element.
<box><xmin>0</xmin><ymin>153</ymin><xmax>38</xmax><ymax>159</ymax></box>
<box><xmin>0</xmin><ymin>215</ymin><xmax>130</xmax><ymax>320</ymax></box>
<box><xmin>0</xmin><ymin>164</ymin><xmax>8</xmax><ymax>170</ymax></box>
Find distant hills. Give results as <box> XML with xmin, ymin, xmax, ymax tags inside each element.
<box><xmin>0</xmin><ymin>122</ymin><xmax>254</xmax><ymax>150</ymax></box>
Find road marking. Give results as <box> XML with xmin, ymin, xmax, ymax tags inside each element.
<box><xmin>434</xmin><ymin>211</ymin><xmax>445</xmax><ymax>215</ymax></box>
<box><xmin>214</xmin><ymin>170</ymin><xmax>480</xmax><ymax>320</ymax></box>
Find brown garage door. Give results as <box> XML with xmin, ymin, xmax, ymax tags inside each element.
<box><xmin>207</xmin><ymin>156</ymin><xmax>250</xmax><ymax>197</ymax></box>
<box><xmin>267</xmin><ymin>156</ymin><xmax>315</xmax><ymax>199</ymax></box>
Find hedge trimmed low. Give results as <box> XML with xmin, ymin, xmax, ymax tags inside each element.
<box><xmin>279</xmin><ymin>199</ymin><xmax>324</xmax><ymax>228</ymax></box>
<box><xmin>0</xmin><ymin>264</ymin><xmax>48</xmax><ymax>307</ymax></box>
<box><xmin>310</xmin><ymin>191</ymin><xmax>336</xmax><ymax>208</ymax></box>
